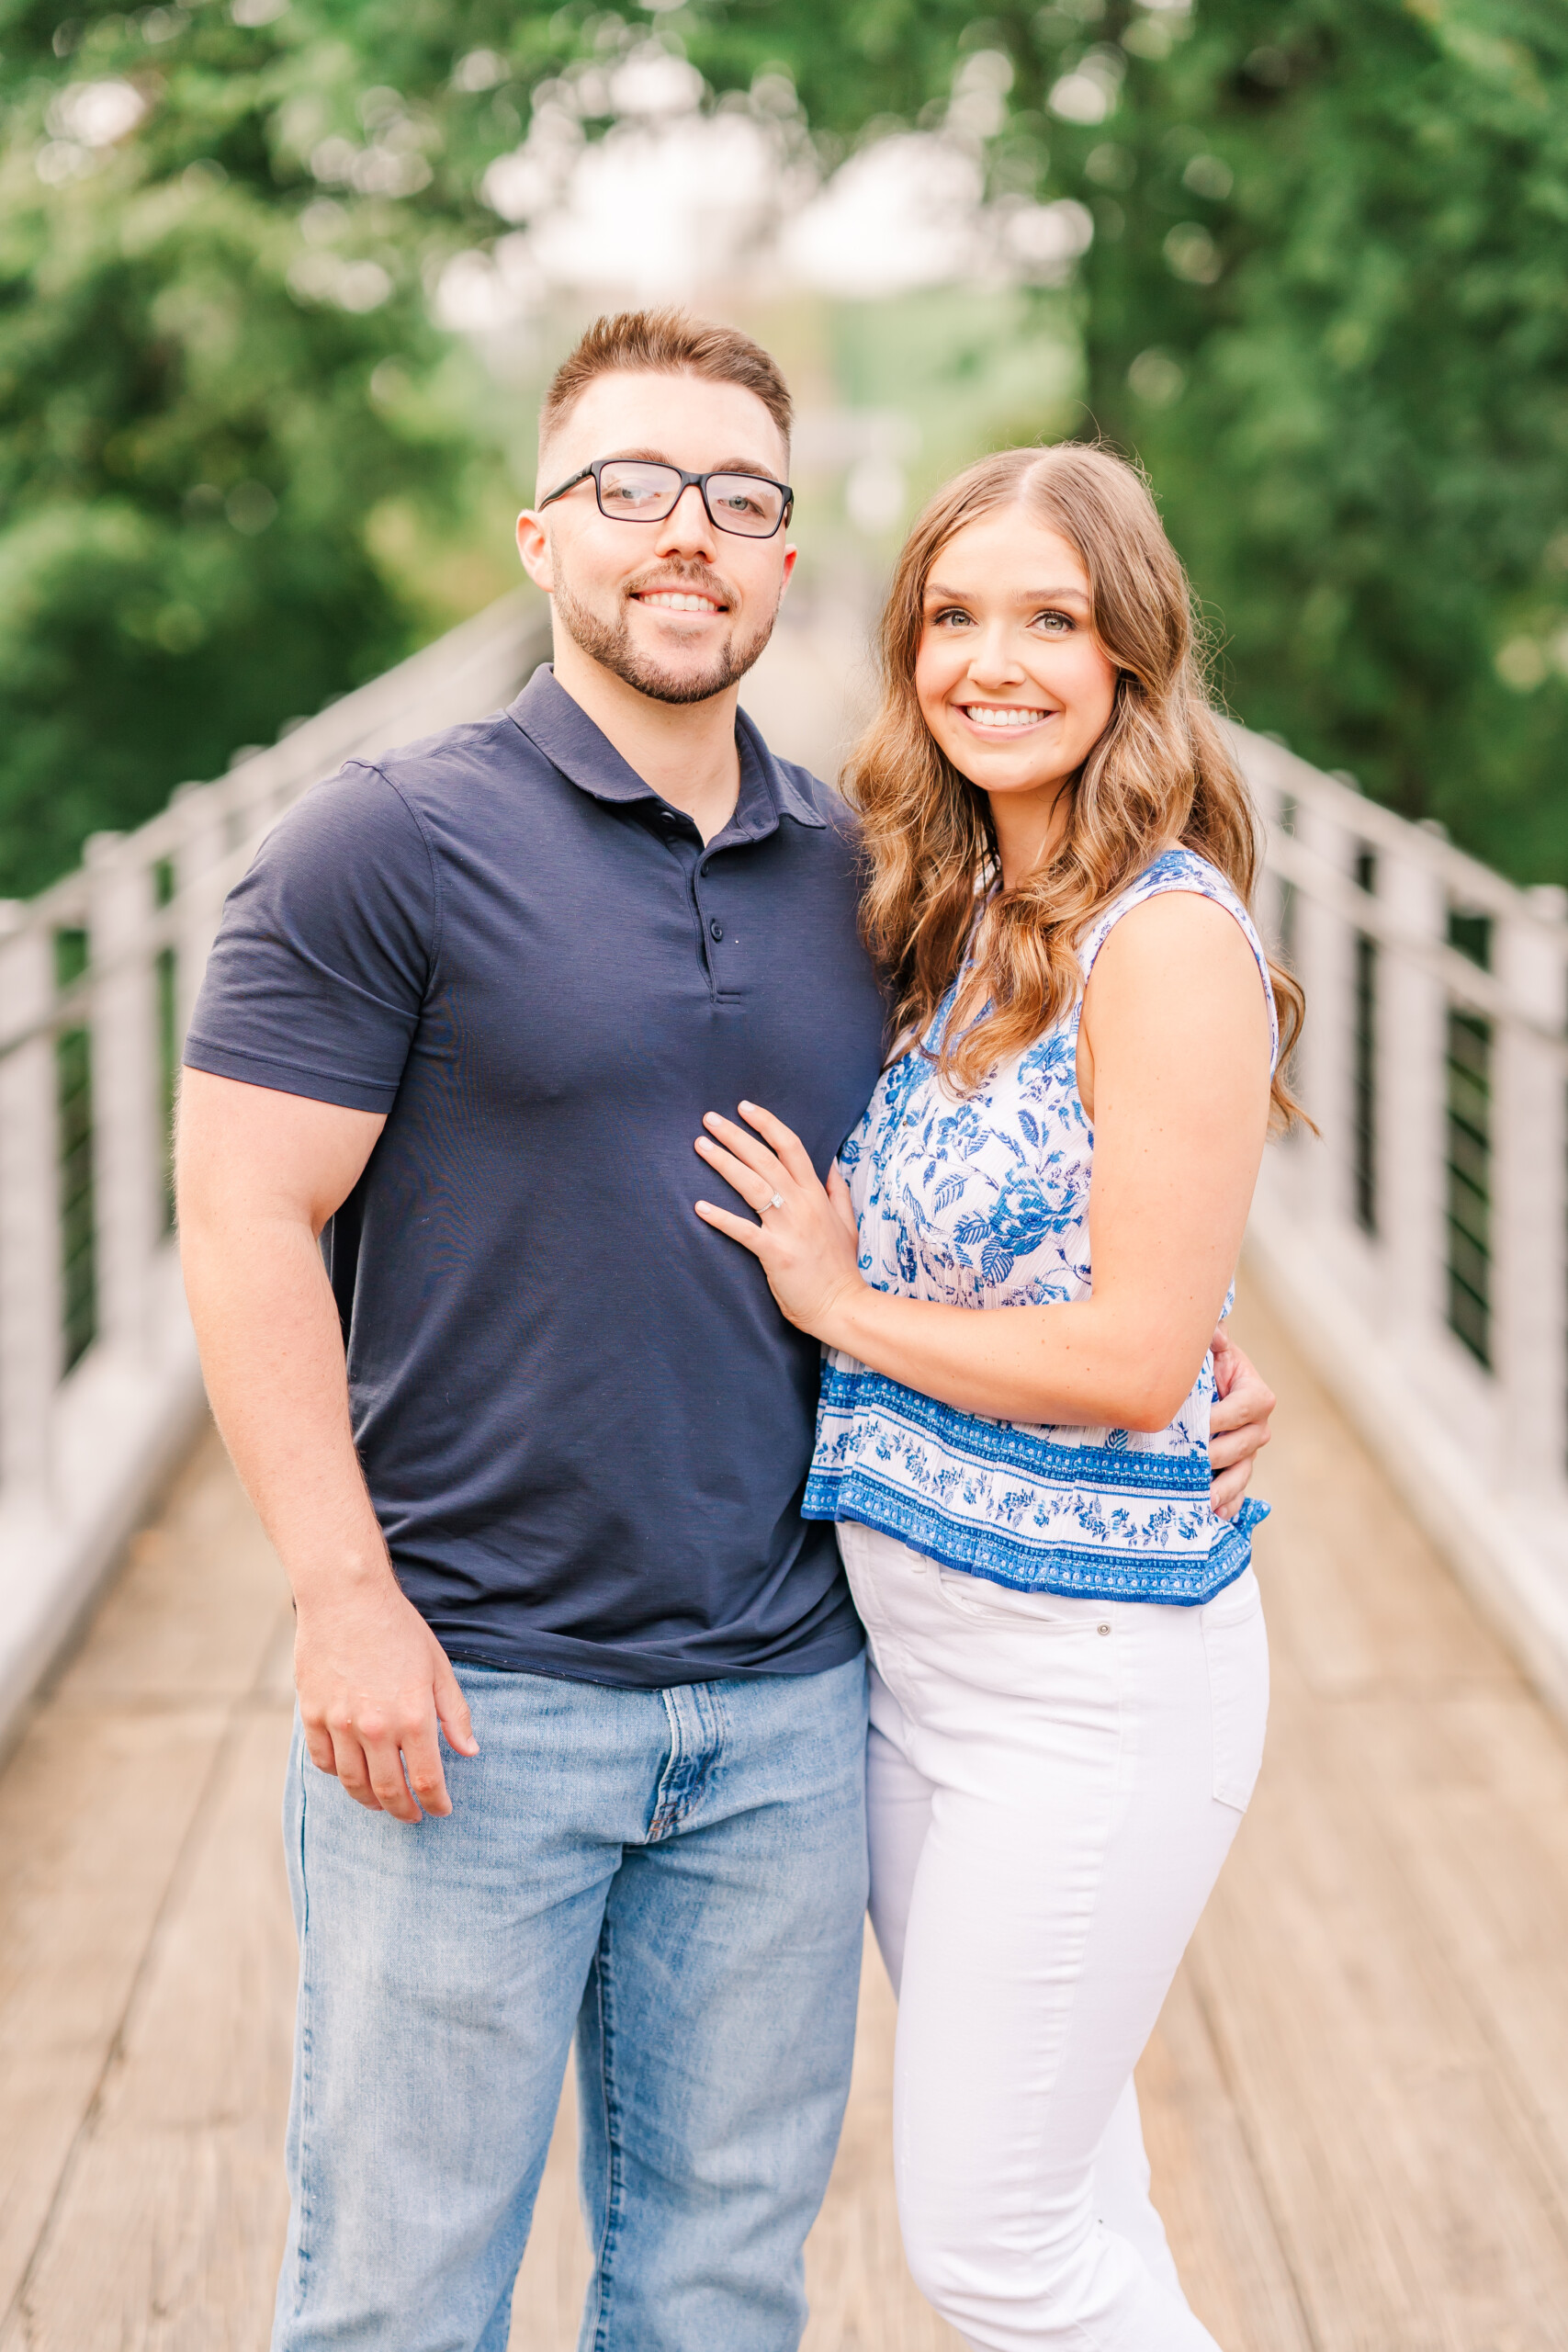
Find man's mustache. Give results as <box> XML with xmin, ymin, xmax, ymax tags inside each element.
<box><xmin>624</xmin><ymin>562</ymin><xmax>735</xmax><ymax>610</ymax></box>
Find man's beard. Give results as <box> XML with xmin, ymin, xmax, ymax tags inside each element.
<box><xmin>553</xmin><ymin>562</ymin><xmax>779</xmax><ymax>706</ymax></box>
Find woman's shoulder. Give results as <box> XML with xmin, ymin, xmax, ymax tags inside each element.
<box><xmin>1124</xmin><ymin>844</ymin><xmax>1244</xmax><ymax>915</ymax></box>
<box><xmin>1082</xmin><ymin>846</ymin><xmax>1280</xmax><ymax>1066</ymax></box>
<box><xmin>1080</xmin><ymin>847</ymin><xmax>1253</xmax><ymax>957</ymax></box>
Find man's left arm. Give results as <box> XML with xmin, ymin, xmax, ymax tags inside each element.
<box><xmin>1209</xmin><ymin>1329</ymin><xmax>1276</xmax><ymax>1521</ymax></box>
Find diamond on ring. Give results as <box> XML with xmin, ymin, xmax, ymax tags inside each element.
<box><xmin>768</xmin><ymin>1193</ymin><xmax>784</xmax><ymax>1210</ymax></box>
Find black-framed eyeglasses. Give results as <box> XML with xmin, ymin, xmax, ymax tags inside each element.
<box><xmin>537</xmin><ymin>457</ymin><xmax>794</xmax><ymax>540</ymax></box>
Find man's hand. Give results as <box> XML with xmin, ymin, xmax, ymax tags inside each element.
<box><xmin>1209</xmin><ymin>1329</ymin><xmax>1275</xmax><ymax>1521</ymax></box>
<box><xmin>177</xmin><ymin>1070</ymin><xmax>479</xmax><ymax>1825</ymax></box>
<box><xmin>297</xmin><ymin>1572</ymin><xmax>479</xmax><ymax>1822</ymax></box>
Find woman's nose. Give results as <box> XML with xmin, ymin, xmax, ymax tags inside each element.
<box><xmin>966</xmin><ymin>628</ymin><xmax>1027</xmax><ymax>686</ymax></box>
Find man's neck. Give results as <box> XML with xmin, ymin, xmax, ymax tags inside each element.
<box><xmin>549</xmin><ymin>628</ymin><xmax>742</xmax><ymax>845</ymax></box>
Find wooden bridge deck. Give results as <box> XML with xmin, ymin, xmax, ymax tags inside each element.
<box><xmin>4</xmin><ymin>1272</ymin><xmax>1568</xmax><ymax>2350</ymax></box>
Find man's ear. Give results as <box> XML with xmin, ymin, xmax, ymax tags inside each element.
<box><xmin>516</xmin><ymin>510</ymin><xmax>554</xmax><ymax>594</ymax></box>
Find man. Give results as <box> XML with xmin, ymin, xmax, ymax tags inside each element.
<box><xmin>176</xmin><ymin>310</ymin><xmax>1274</xmax><ymax>2352</ymax></box>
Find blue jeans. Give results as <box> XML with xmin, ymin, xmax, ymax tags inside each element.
<box><xmin>271</xmin><ymin>1654</ymin><xmax>869</xmax><ymax>2352</ymax></box>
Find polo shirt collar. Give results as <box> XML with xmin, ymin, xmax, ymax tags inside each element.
<box><xmin>507</xmin><ymin>664</ymin><xmax>826</xmax><ymax>834</ymax></box>
<box><xmin>737</xmin><ymin>705</ymin><xmax>827</xmax><ymax>831</ymax></box>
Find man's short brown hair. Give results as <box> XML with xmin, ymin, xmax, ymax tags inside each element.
<box><xmin>539</xmin><ymin>309</ymin><xmax>793</xmax><ymax>454</ymax></box>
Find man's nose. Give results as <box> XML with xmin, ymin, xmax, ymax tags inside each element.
<box><xmin>653</xmin><ymin>481</ymin><xmax>719</xmax><ymax>561</ymax></box>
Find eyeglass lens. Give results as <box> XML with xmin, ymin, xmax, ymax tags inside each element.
<box><xmin>597</xmin><ymin>460</ymin><xmax>785</xmax><ymax>537</ymax></box>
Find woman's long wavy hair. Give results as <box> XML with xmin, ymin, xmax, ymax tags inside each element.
<box><xmin>844</xmin><ymin>443</ymin><xmax>1307</xmax><ymax>1133</ymax></box>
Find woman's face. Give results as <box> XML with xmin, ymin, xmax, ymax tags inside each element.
<box><xmin>913</xmin><ymin>508</ymin><xmax>1120</xmax><ymax>820</ymax></box>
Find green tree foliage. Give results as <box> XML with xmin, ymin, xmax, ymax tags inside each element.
<box><xmin>0</xmin><ymin>0</ymin><xmax>532</xmax><ymax>894</ymax></box>
<box><xmin>677</xmin><ymin>0</ymin><xmax>1568</xmax><ymax>880</ymax></box>
<box><xmin>1057</xmin><ymin>0</ymin><xmax>1568</xmax><ymax>883</ymax></box>
<box><xmin>3</xmin><ymin>0</ymin><xmax>1564</xmax><ymax>891</ymax></box>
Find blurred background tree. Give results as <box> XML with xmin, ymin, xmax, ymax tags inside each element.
<box><xmin>2</xmin><ymin>0</ymin><xmax>1563</xmax><ymax>895</ymax></box>
<box><xmin>1063</xmin><ymin>0</ymin><xmax>1568</xmax><ymax>884</ymax></box>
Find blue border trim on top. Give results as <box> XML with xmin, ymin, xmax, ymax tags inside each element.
<box><xmin>805</xmin><ymin>1469</ymin><xmax>1267</xmax><ymax>1602</ymax></box>
<box><xmin>816</xmin><ymin>1365</ymin><xmax>1212</xmax><ymax>1495</ymax></box>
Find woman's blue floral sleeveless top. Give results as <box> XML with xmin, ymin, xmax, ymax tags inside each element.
<box><xmin>803</xmin><ymin>849</ymin><xmax>1279</xmax><ymax>1603</ymax></box>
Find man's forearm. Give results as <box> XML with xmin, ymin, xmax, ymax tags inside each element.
<box><xmin>180</xmin><ymin>1211</ymin><xmax>393</xmax><ymax>1605</ymax></box>
<box><xmin>175</xmin><ymin>1071</ymin><xmax>473</xmax><ymax>1817</ymax></box>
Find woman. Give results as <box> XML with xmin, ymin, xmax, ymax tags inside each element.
<box><xmin>692</xmin><ymin>443</ymin><xmax>1305</xmax><ymax>2349</ymax></box>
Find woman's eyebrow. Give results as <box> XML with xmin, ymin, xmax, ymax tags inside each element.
<box><xmin>924</xmin><ymin>580</ymin><xmax>1091</xmax><ymax>606</ymax></box>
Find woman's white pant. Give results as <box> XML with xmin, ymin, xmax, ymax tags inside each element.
<box><xmin>838</xmin><ymin>1522</ymin><xmax>1269</xmax><ymax>2352</ymax></box>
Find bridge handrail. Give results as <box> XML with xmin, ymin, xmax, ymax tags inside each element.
<box><xmin>1237</xmin><ymin>727</ymin><xmax>1568</xmax><ymax>1712</ymax></box>
<box><xmin>2</xmin><ymin>596</ymin><xmax>1565</xmax><ymax>1747</ymax></box>
<box><xmin>0</xmin><ymin>591</ymin><xmax>549</xmax><ymax>1754</ymax></box>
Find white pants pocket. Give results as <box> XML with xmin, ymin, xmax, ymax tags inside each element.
<box><xmin>1200</xmin><ymin>1568</ymin><xmax>1269</xmax><ymax>1813</ymax></box>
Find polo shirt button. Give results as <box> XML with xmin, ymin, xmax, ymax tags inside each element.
<box><xmin>709</xmin><ymin>919</ymin><xmax>724</xmax><ymax>942</ymax></box>
<box><xmin>659</xmin><ymin>809</ymin><xmax>676</xmax><ymax>825</ymax></box>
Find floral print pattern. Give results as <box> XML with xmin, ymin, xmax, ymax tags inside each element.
<box><xmin>803</xmin><ymin>850</ymin><xmax>1279</xmax><ymax>1603</ymax></box>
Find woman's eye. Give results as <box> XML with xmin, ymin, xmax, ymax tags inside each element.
<box><xmin>1033</xmin><ymin>609</ymin><xmax>1074</xmax><ymax>632</ymax></box>
<box><xmin>931</xmin><ymin>606</ymin><xmax>972</xmax><ymax>628</ymax></box>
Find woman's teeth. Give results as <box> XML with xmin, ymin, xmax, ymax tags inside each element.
<box><xmin>960</xmin><ymin>705</ymin><xmax>1047</xmax><ymax>729</ymax></box>
<box><xmin>638</xmin><ymin>592</ymin><xmax>721</xmax><ymax>613</ymax></box>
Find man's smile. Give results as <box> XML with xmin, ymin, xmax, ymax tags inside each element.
<box><xmin>633</xmin><ymin>589</ymin><xmax>728</xmax><ymax>615</ymax></box>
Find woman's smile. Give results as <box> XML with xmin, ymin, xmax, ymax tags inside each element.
<box><xmin>953</xmin><ymin>701</ymin><xmax>1055</xmax><ymax>734</ymax></box>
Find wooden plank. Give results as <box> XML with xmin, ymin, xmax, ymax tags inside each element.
<box><xmin>0</xmin><ymin>1704</ymin><xmax>296</xmax><ymax>2352</ymax></box>
<box><xmin>1332</xmin><ymin>1686</ymin><xmax>1568</xmax><ymax>2219</ymax></box>
<box><xmin>1171</xmin><ymin>1275</ymin><xmax>1568</xmax><ymax>2348</ymax></box>
<box><xmin>508</xmin><ymin>2070</ymin><xmax>591</xmax><ymax>2352</ymax></box>
<box><xmin>11</xmin><ymin>1269</ymin><xmax>1568</xmax><ymax>2350</ymax></box>
<box><xmin>0</xmin><ymin>1425</ymin><xmax>288</xmax><ymax>2339</ymax></box>
<box><xmin>0</xmin><ymin>1704</ymin><xmax>228</xmax><ymax>2324</ymax></box>
<box><xmin>1136</xmin><ymin>1965</ymin><xmax>1314</xmax><ymax>2352</ymax></box>
<box><xmin>1227</xmin><ymin>1282</ymin><xmax>1514</xmax><ymax>1702</ymax></box>
<box><xmin>49</xmin><ymin>1424</ymin><xmax>289</xmax><ymax>1715</ymax></box>
<box><xmin>506</xmin><ymin>1929</ymin><xmax>960</xmax><ymax>2352</ymax></box>
<box><xmin>1190</xmin><ymin>1676</ymin><xmax>1568</xmax><ymax>2349</ymax></box>
<box><xmin>800</xmin><ymin>1931</ymin><xmax>962</xmax><ymax>2352</ymax></box>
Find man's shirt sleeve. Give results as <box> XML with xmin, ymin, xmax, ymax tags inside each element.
<box><xmin>183</xmin><ymin>762</ymin><xmax>438</xmax><ymax>1114</ymax></box>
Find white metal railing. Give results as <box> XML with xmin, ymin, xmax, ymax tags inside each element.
<box><xmin>0</xmin><ymin>590</ymin><xmax>548</xmax><ymax>1752</ymax></box>
<box><xmin>3</xmin><ymin>600</ymin><xmax>1566</xmax><ymax>1741</ymax></box>
<box><xmin>1236</xmin><ymin>728</ymin><xmax>1568</xmax><ymax>1712</ymax></box>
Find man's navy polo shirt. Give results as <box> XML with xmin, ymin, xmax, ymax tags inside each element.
<box><xmin>185</xmin><ymin>665</ymin><xmax>888</xmax><ymax>1688</ymax></box>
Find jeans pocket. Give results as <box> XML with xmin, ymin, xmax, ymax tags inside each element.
<box><xmin>1201</xmin><ymin>1569</ymin><xmax>1269</xmax><ymax>1812</ymax></box>
<box><xmin>936</xmin><ymin>1567</ymin><xmax>1113</xmax><ymax>1633</ymax></box>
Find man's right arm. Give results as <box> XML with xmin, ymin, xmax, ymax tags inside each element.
<box><xmin>176</xmin><ymin>1069</ymin><xmax>477</xmax><ymax>1821</ymax></box>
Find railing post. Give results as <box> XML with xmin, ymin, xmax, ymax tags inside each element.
<box><xmin>85</xmin><ymin>832</ymin><xmax>161</xmax><ymax>1354</ymax></box>
<box><xmin>0</xmin><ymin>915</ymin><xmax>62</xmax><ymax>1491</ymax></box>
<box><xmin>1292</xmin><ymin>802</ymin><xmax>1355</xmax><ymax>1227</ymax></box>
<box><xmin>1247</xmin><ymin>765</ymin><xmax>1294</xmax><ymax>968</ymax></box>
<box><xmin>1494</xmin><ymin>890</ymin><xmax>1568</xmax><ymax>1493</ymax></box>
<box><xmin>171</xmin><ymin>783</ymin><xmax>229</xmax><ymax>1055</ymax></box>
<box><xmin>1378</xmin><ymin>844</ymin><xmax>1450</xmax><ymax>1352</ymax></box>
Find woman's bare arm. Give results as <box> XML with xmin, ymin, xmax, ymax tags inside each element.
<box><xmin>694</xmin><ymin>892</ymin><xmax>1273</xmax><ymax>1433</ymax></box>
